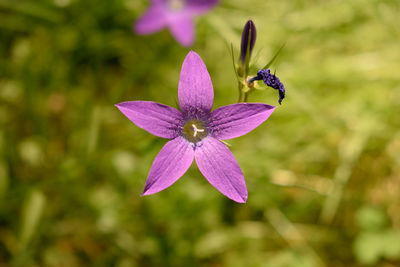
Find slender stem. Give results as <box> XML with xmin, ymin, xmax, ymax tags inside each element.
<box><xmin>243</xmin><ymin>93</ymin><xmax>249</xmax><ymax>102</ymax></box>
<box><xmin>238</xmin><ymin>81</ymin><xmax>245</xmax><ymax>102</ymax></box>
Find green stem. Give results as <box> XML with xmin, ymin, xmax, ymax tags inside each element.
<box><xmin>238</xmin><ymin>81</ymin><xmax>245</xmax><ymax>102</ymax></box>
<box><xmin>244</xmin><ymin>93</ymin><xmax>249</xmax><ymax>102</ymax></box>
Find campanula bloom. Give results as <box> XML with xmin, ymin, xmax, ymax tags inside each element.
<box><xmin>116</xmin><ymin>52</ymin><xmax>276</xmax><ymax>203</ymax></box>
<box><xmin>135</xmin><ymin>0</ymin><xmax>218</xmax><ymax>47</ymax></box>
<box><xmin>249</xmin><ymin>69</ymin><xmax>286</xmax><ymax>104</ymax></box>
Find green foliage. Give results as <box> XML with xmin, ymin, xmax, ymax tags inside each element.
<box><xmin>356</xmin><ymin>206</ymin><xmax>388</xmax><ymax>231</ymax></box>
<box><xmin>354</xmin><ymin>230</ymin><xmax>400</xmax><ymax>265</ymax></box>
<box><xmin>19</xmin><ymin>190</ymin><xmax>46</xmax><ymax>249</ymax></box>
<box><xmin>1</xmin><ymin>0</ymin><xmax>400</xmax><ymax>266</ymax></box>
<box><xmin>354</xmin><ymin>206</ymin><xmax>400</xmax><ymax>265</ymax></box>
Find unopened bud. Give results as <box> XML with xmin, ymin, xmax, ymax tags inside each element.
<box><xmin>239</xmin><ymin>20</ymin><xmax>257</xmax><ymax>66</ymax></box>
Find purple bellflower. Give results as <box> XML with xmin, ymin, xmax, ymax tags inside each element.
<box><xmin>135</xmin><ymin>0</ymin><xmax>218</xmax><ymax>47</ymax></box>
<box><xmin>249</xmin><ymin>69</ymin><xmax>286</xmax><ymax>104</ymax></box>
<box><xmin>116</xmin><ymin>51</ymin><xmax>276</xmax><ymax>203</ymax></box>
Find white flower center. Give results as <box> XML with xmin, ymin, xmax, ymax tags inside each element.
<box><xmin>191</xmin><ymin>124</ymin><xmax>204</xmax><ymax>137</ymax></box>
<box><xmin>167</xmin><ymin>0</ymin><xmax>185</xmax><ymax>11</ymax></box>
<box><xmin>182</xmin><ymin>119</ymin><xmax>208</xmax><ymax>143</ymax></box>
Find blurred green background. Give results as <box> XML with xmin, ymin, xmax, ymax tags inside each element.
<box><xmin>1</xmin><ymin>0</ymin><xmax>400</xmax><ymax>266</ymax></box>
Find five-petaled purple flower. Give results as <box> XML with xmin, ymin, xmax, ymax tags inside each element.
<box><xmin>135</xmin><ymin>0</ymin><xmax>218</xmax><ymax>47</ymax></box>
<box><xmin>116</xmin><ymin>51</ymin><xmax>276</xmax><ymax>203</ymax></box>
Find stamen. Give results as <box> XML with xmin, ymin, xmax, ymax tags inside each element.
<box><xmin>192</xmin><ymin>124</ymin><xmax>205</xmax><ymax>137</ymax></box>
<box><xmin>182</xmin><ymin>119</ymin><xmax>208</xmax><ymax>143</ymax></box>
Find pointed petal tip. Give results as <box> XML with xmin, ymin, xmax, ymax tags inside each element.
<box><xmin>221</xmin><ymin>188</ymin><xmax>247</xmax><ymax>203</ymax></box>
<box><xmin>115</xmin><ymin>102</ymin><xmax>128</xmax><ymax>109</ymax></box>
<box><xmin>233</xmin><ymin>189</ymin><xmax>248</xmax><ymax>203</ymax></box>
<box><xmin>260</xmin><ymin>103</ymin><xmax>278</xmax><ymax>113</ymax></box>
<box><xmin>186</xmin><ymin>50</ymin><xmax>200</xmax><ymax>59</ymax></box>
<box><xmin>262</xmin><ymin>103</ymin><xmax>277</xmax><ymax>117</ymax></box>
<box><xmin>115</xmin><ymin>103</ymin><xmax>125</xmax><ymax>112</ymax></box>
<box><xmin>141</xmin><ymin>188</ymin><xmax>152</xmax><ymax>196</ymax></box>
<box><xmin>263</xmin><ymin>103</ymin><xmax>277</xmax><ymax>109</ymax></box>
<box><xmin>232</xmin><ymin>195</ymin><xmax>247</xmax><ymax>203</ymax></box>
<box><xmin>141</xmin><ymin>183</ymin><xmax>161</xmax><ymax>196</ymax></box>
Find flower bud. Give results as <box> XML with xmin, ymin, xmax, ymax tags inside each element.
<box><xmin>239</xmin><ymin>20</ymin><xmax>257</xmax><ymax>66</ymax></box>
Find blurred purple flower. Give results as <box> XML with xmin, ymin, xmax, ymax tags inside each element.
<box><xmin>134</xmin><ymin>0</ymin><xmax>218</xmax><ymax>47</ymax></box>
<box><xmin>116</xmin><ymin>51</ymin><xmax>276</xmax><ymax>203</ymax></box>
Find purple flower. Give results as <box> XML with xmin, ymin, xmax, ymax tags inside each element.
<box><xmin>116</xmin><ymin>51</ymin><xmax>276</xmax><ymax>203</ymax></box>
<box><xmin>134</xmin><ymin>0</ymin><xmax>218</xmax><ymax>47</ymax></box>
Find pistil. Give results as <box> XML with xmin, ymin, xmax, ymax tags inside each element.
<box><xmin>182</xmin><ymin>119</ymin><xmax>208</xmax><ymax>143</ymax></box>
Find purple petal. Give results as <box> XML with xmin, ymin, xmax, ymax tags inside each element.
<box><xmin>167</xmin><ymin>13</ymin><xmax>194</xmax><ymax>47</ymax></box>
<box><xmin>134</xmin><ymin>5</ymin><xmax>167</xmax><ymax>34</ymax></box>
<box><xmin>195</xmin><ymin>137</ymin><xmax>247</xmax><ymax>203</ymax></box>
<box><xmin>142</xmin><ymin>137</ymin><xmax>194</xmax><ymax>195</ymax></box>
<box><xmin>209</xmin><ymin>103</ymin><xmax>276</xmax><ymax>140</ymax></box>
<box><xmin>115</xmin><ymin>101</ymin><xmax>182</xmax><ymax>139</ymax></box>
<box><xmin>178</xmin><ymin>51</ymin><xmax>214</xmax><ymax>113</ymax></box>
<box><xmin>186</xmin><ymin>0</ymin><xmax>219</xmax><ymax>14</ymax></box>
